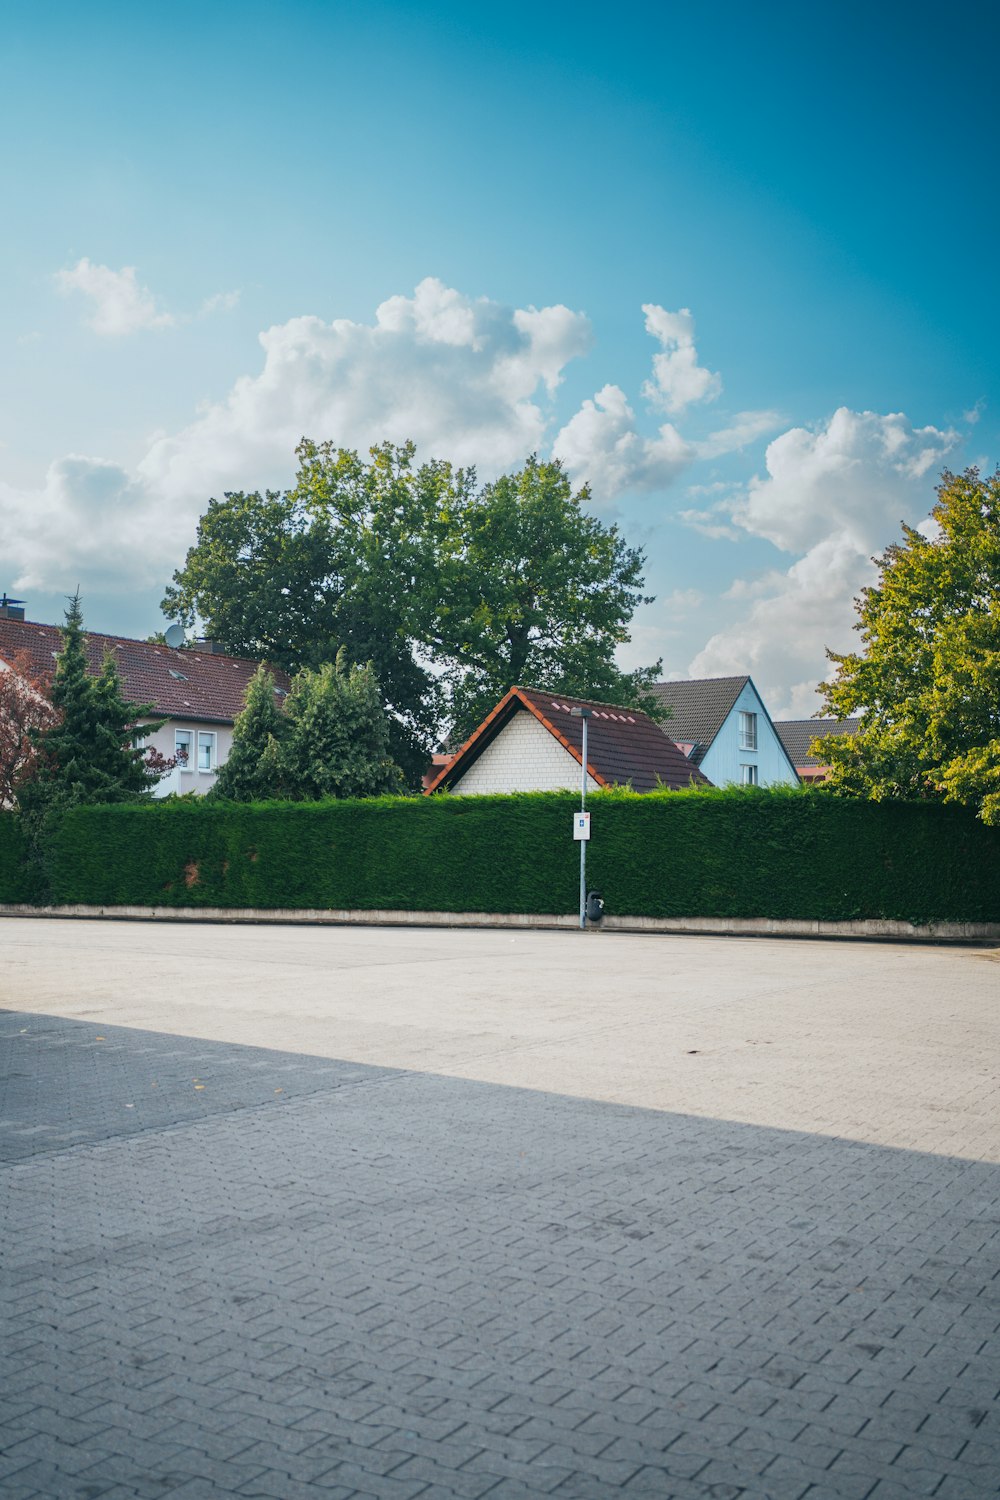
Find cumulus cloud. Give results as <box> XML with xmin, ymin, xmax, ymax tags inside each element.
<box><xmin>554</xmin><ymin>305</ymin><xmax>756</xmax><ymax>501</ymax></box>
<box><xmin>54</xmin><ymin>259</ymin><xmax>176</xmax><ymax>336</ymax></box>
<box><xmin>0</xmin><ymin>455</ymin><xmax>183</xmax><ymax>595</ymax></box>
<box><xmin>735</xmin><ymin>407</ymin><xmax>957</xmax><ymax>555</ymax></box>
<box><xmin>2</xmin><ymin>277</ymin><xmax>595</xmax><ymax>602</ymax></box>
<box><xmin>55</xmin><ymin>259</ymin><xmax>244</xmax><ymax>336</ymax></box>
<box><xmin>552</xmin><ymin>385</ymin><xmax>693</xmax><ymax>501</ymax></box>
<box><xmin>687</xmin><ymin>407</ymin><xmax>960</xmax><ymax>713</ymax></box>
<box><xmin>641</xmin><ymin>303</ymin><xmax>721</xmax><ymax>415</ymax></box>
<box><xmin>140</xmin><ymin>277</ymin><xmax>593</xmax><ymax>503</ymax></box>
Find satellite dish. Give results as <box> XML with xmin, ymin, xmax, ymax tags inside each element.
<box><xmin>164</xmin><ymin>623</ymin><xmax>186</xmax><ymax>649</ymax></box>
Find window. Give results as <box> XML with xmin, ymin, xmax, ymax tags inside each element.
<box><xmin>175</xmin><ymin>730</ymin><xmax>193</xmax><ymax>769</ymax></box>
<box><xmin>738</xmin><ymin>710</ymin><xmax>758</xmax><ymax>751</ymax></box>
<box><xmin>197</xmin><ymin>731</ymin><xmax>216</xmax><ymax>772</ymax></box>
<box><xmin>741</xmin><ymin>763</ymin><xmax>759</xmax><ymax>786</ymax></box>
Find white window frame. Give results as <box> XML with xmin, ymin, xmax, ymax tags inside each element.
<box><xmin>175</xmin><ymin>729</ymin><xmax>193</xmax><ymax>772</ymax></box>
<box><xmin>740</xmin><ymin>763</ymin><xmax>759</xmax><ymax>786</ymax></box>
<box><xmin>197</xmin><ymin>730</ymin><xmax>217</xmax><ymax>774</ymax></box>
<box><xmin>738</xmin><ymin>710</ymin><xmax>758</xmax><ymax>752</ymax></box>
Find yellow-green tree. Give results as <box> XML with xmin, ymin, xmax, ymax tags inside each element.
<box><xmin>819</xmin><ymin>467</ymin><xmax>1000</xmax><ymax>822</ymax></box>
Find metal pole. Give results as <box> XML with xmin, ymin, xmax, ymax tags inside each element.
<box><xmin>579</xmin><ymin>713</ymin><xmax>587</xmax><ymax>930</ymax></box>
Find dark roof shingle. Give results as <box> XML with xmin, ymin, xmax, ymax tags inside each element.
<box><xmin>428</xmin><ymin>686</ymin><xmax>710</xmax><ymax>794</ymax></box>
<box><xmin>773</xmin><ymin>718</ymin><xmax>861</xmax><ymax>768</ymax></box>
<box><xmin>648</xmin><ymin>677</ymin><xmax>750</xmax><ymax>760</ymax></box>
<box><xmin>0</xmin><ymin>617</ymin><xmax>289</xmax><ymax>724</ymax></box>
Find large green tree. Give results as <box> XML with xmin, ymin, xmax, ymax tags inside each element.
<box><xmin>819</xmin><ymin>467</ymin><xmax>1000</xmax><ymax>822</ymax></box>
<box><xmin>163</xmin><ymin>441</ymin><xmax>662</xmax><ymax>758</ymax></box>
<box><xmin>407</xmin><ymin>452</ymin><xmax>661</xmax><ymax>738</ymax></box>
<box><xmin>161</xmin><ymin>471</ymin><xmax>441</xmax><ymax>786</ymax></box>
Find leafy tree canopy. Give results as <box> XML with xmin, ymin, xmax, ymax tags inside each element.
<box><xmin>164</xmin><ymin>441</ymin><xmax>662</xmax><ymax>759</ymax></box>
<box><xmin>162</xmin><ymin>476</ymin><xmax>438</xmax><ymax>786</ymax></box>
<box><xmin>819</xmin><ymin>467</ymin><xmax>1000</xmax><ymax>823</ymax></box>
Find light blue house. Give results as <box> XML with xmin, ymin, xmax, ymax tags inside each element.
<box><xmin>650</xmin><ymin>676</ymin><xmax>800</xmax><ymax>788</ymax></box>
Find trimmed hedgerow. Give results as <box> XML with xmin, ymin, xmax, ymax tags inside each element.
<box><xmin>0</xmin><ymin>813</ymin><xmax>35</xmax><ymax>902</ymax></box>
<box><xmin>24</xmin><ymin>786</ymin><xmax>1000</xmax><ymax>924</ymax></box>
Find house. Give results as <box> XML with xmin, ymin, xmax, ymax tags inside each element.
<box><xmin>426</xmin><ymin>686</ymin><xmax>710</xmax><ymax>795</ymax></box>
<box><xmin>773</xmin><ymin>718</ymin><xmax>862</xmax><ymax>784</ymax></box>
<box><xmin>0</xmin><ymin>604</ymin><xmax>290</xmax><ymax>796</ymax></box>
<box><xmin>649</xmin><ymin>676</ymin><xmax>799</xmax><ymax>788</ymax></box>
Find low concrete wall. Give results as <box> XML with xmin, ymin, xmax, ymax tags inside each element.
<box><xmin>0</xmin><ymin>903</ymin><xmax>996</xmax><ymax>943</ymax></box>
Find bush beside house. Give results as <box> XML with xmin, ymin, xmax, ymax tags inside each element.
<box><xmin>2</xmin><ymin>787</ymin><xmax>996</xmax><ymax>924</ymax></box>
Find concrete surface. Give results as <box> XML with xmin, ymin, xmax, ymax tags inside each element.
<box><xmin>1</xmin><ymin>920</ymin><xmax>999</xmax><ymax>1498</ymax></box>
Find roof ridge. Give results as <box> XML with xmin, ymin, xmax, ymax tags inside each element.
<box><xmin>517</xmin><ymin>685</ymin><xmax>651</xmax><ymax>715</ymax></box>
<box><xmin>0</xmin><ymin>617</ymin><xmax>263</xmax><ymax>666</ymax></box>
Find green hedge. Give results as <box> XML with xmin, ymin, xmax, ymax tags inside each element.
<box><xmin>2</xmin><ymin>787</ymin><xmax>994</xmax><ymax>923</ymax></box>
<box><xmin>0</xmin><ymin>814</ymin><xmax>34</xmax><ymax>902</ymax></box>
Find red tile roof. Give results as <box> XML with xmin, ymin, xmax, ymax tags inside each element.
<box><xmin>426</xmin><ymin>686</ymin><xmax>711</xmax><ymax>795</ymax></box>
<box><xmin>0</xmin><ymin>617</ymin><xmax>290</xmax><ymax>725</ymax></box>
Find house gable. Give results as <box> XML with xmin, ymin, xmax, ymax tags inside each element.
<box><xmin>699</xmin><ymin>679</ymin><xmax>799</xmax><ymax>787</ymax></box>
<box><xmin>428</xmin><ymin>686</ymin><xmax>709</xmax><ymax>795</ymax></box>
<box><xmin>449</xmin><ymin>708</ymin><xmax>601</xmax><ymax>796</ymax></box>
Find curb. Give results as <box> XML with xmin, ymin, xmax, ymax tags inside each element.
<box><xmin>0</xmin><ymin>904</ymin><xmax>996</xmax><ymax>944</ymax></box>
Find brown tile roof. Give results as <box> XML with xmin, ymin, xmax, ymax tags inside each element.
<box><xmin>426</xmin><ymin>686</ymin><xmax>711</xmax><ymax>795</ymax></box>
<box><xmin>0</xmin><ymin>617</ymin><xmax>290</xmax><ymax>725</ymax></box>
<box><xmin>774</xmin><ymin>717</ymin><xmax>861</xmax><ymax>769</ymax></box>
<box><xmin>648</xmin><ymin>676</ymin><xmax>750</xmax><ymax>762</ymax></box>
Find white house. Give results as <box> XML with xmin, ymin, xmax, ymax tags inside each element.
<box><xmin>0</xmin><ymin>603</ymin><xmax>289</xmax><ymax>796</ymax></box>
<box><xmin>426</xmin><ymin>686</ymin><xmax>710</xmax><ymax>795</ymax></box>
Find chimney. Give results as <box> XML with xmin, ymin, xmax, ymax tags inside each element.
<box><xmin>194</xmin><ymin>637</ymin><xmax>226</xmax><ymax>655</ymax></box>
<box><xmin>0</xmin><ymin>595</ymin><xmax>25</xmax><ymax>622</ymax></box>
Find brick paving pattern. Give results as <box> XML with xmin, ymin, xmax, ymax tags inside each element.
<box><xmin>2</xmin><ymin>1002</ymin><xmax>999</xmax><ymax>1499</ymax></box>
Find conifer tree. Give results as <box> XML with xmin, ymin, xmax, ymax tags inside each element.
<box><xmin>280</xmin><ymin>650</ymin><xmax>404</xmax><ymax>799</ymax></box>
<box><xmin>21</xmin><ymin>594</ymin><xmax>165</xmax><ymax>821</ymax></box>
<box><xmin>211</xmin><ymin>666</ymin><xmax>289</xmax><ymax>801</ymax></box>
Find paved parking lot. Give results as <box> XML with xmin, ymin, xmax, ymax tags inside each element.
<box><xmin>1</xmin><ymin>919</ymin><xmax>999</xmax><ymax>1499</ymax></box>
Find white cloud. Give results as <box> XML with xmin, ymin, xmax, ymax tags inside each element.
<box><xmin>552</xmin><ymin>384</ymin><xmax>693</xmax><ymax>502</ymax></box>
<box><xmin>686</xmin><ymin>407</ymin><xmax>960</xmax><ymax>713</ymax></box>
<box><xmin>54</xmin><ymin>258</ymin><xmax>176</xmax><ymax>337</ymax></box>
<box><xmin>140</xmin><ymin>277</ymin><xmax>593</xmax><ymax>504</ymax></box>
<box><xmin>554</xmin><ymin>304</ymin><xmax>740</xmax><ymax>500</ymax></box>
<box><xmin>2</xmin><ymin>278</ymin><xmax>595</xmax><ymax>602</ymax></box>
<box><xmin>735</xmin><ymin>407</ymin><xmax>957</xmax><ymax>555</ymax></box>
<box><xmin>641</xmin><ymin>303</ymin><xmax>721</xmax><ymax>415</ymax></box>
<box><xmin>0</xmin><ymin>455</ymin><xmax>183</xmax><ymax>596</ymax></box>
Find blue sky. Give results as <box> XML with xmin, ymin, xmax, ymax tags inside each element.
<box><xmin>2</xmin><ymin>0</ymin><xmax>996</xmax><ymax>712</ymax></box>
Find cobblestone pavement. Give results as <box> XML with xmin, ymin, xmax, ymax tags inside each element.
<box><xmin>1</xmin><ymin>926</ymin><xmax>999</xmax><ymax>1498</ymax></box>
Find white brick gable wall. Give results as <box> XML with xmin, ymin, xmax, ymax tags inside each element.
<box><xmin>451</xmin><ymin>708</ymin><xmax>600</xmax><ymax>795</ymax></box>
